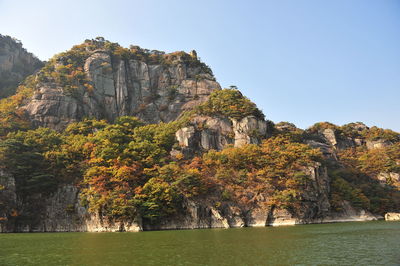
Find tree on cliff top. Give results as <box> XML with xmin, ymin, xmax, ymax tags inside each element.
<box><xmin>197</xmin><ymin>88</ymin><xmax>265</xmax><ymax>120</ymax></box>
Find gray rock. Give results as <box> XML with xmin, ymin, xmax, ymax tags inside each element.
<box><xmin>366</xmin><ymin>139</ymin><xmax>392</xmax><ymax>150</ymax></box>
<box><xmin>23</xmin><ymin>51</ymin><xmax>221</xmax><ymax>130</ymax></box>
<box><xmin>175</xmin><ymin>115</ymin><xmax>269</xmax><ymax>156</ymax></box>
<box><xmin>0</xmin><ymin>35</ymin><xmax>43</xmax><ymax>98</ymax></box>
<box><xmin>175</xmin><ymin>115</ymin><xmax>234</xmax><ymax>154</ymax></box>
<box><xmin>377</xmin><ymin>172</ymin><xmax>400</xmax><ymax>187</ymax></box>
<box><xmin>232</xmin><ymin>116</ymin><xmax>268</xmax><ymax>147</ymax></box>
<box><xmin>322</xmin><ymin>128</ymin><xmax>354</xmax><ymax>150</ymax></box>
<box><xmin>305</xmin><ymin>140</ymin><xmax>337</xmax><ymax>160</ymax></box>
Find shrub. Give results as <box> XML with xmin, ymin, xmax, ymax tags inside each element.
<box><xmin>197</xmin><ymin>88</ymin><xmax>264</xmax><ymax>120</ymax></box>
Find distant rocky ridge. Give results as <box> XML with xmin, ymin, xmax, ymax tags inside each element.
<box><xmin>0</xmin><ymin>37</ymin><xmax>399</xmax><ymax>233</ymax></box>
<box><xmin>0</xmin><ymin>34</ymin><xmax>43</xmax><ymax>98</ymax></box>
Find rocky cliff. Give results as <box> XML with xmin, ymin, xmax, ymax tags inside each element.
<box><xmin>0</xmin><ymin>34</ymin><xmax>43</xmax><ymax>98</ymax></box>
<box><xmin>0</xmin><ymin>38</ymin><xmax>398</xmax><ymax>233</ymax></box>
<box><xmin>21</xmin><ymin>39</ymin><xmax>220</xmax><ymax>130</ymax></box>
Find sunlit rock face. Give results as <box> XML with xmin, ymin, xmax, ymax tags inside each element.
<box><xmin>175</xmin><ymin>115</ymin><xmax>270</xmax><ymax>157</ymax></box>
<box><xmin>385</xmin><ymin>212</ymin><xmax>400</xmax><ymax>221</ymax></box>
<box><xmin>23</xmin><ymin>50</ymin><xmax>220</xmax><ymax>130</ymax></box>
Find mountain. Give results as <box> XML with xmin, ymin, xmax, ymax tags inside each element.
<box><xmin>0</xmin><ymin>34</ymin><xmax>43</xmax><ymax>98</ymax></box>
<box><xmin>0</xmin><ymin>37</ymin><xmax>399</xmax><ymax>232</ymax></box>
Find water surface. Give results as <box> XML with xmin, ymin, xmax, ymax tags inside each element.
<box><xmin>0</xmin><ymin>221</ymin><xmax>399</xmax><ymax>265</ymax></box>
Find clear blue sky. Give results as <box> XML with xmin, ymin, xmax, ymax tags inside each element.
<box><xmin>1</xmin><ymin>0</ymin><xmax>399</xmax><ymax>131</ymax></box>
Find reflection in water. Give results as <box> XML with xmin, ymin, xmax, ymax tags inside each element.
<box><xmin>0</xmin><ymin>221</ymin><xmax>399</xmax><ymax>265</ymax></box>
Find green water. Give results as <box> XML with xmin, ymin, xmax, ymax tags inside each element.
<box><xmin>0</xmin><ymin>221</ymin><xmax>399</xmax><ymax>266</ymax></box>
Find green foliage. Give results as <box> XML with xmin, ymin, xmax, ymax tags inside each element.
<box><xmin>0</xmin><ymin>137</ymin><xmax>58</xmax><ymax>195</ymax></box>
<box><xmin>8</xmin><ymin>127</ymin><xmax>63</xmax><ymax>152</ymax></box>
<box><xmin>134</xmin><ymin>177</ymin><xmax>182</xmax><ymax>221</ymax></box>
<box><xmin>197</xmin><ymin>88</ymin><xmax>264</xmax><ymax>120</ymax></box>
<box><xmin>329</xmin><ymin>170</ymin><xmax>370</xmax><ymax>211</ymax></box>
<box><xmin>65</xmin><ymin>119</ymin><xmax>108</xmax><ymax>136</ymax></box>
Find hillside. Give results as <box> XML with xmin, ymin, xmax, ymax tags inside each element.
<box><xmin>0</xmin><ymin>37</ymin><xmax>399</xmax><ymax>232</ymax></box>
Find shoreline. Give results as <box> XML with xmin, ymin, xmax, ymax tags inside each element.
<box><xmin>1</xmin><ymin>216</ymin><xmax>391</xmax><ymax>233</ymax></box>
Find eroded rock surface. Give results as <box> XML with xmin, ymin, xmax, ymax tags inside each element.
<box><xmin>23</xmin><ymin>50</ymin><xmax>220</xmax><ymax>130</ymax></box>
<box><xmin>0</xmin><ymin>34</ymin><xmax>43</xmax><ymax>98</ymax></box>
<box><xmin>175</xmin><ymin>115</ymin><xmax>269</xmax><ymax>156</ymax></box>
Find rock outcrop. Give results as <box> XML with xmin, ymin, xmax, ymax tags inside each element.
<box><xmin>321</xmin><ymin>128</ymin><xmax>355</xmax><ymax>150</ymax></box>
<box><xmin>366</xmin><ymin>139</ymin><xmax>392</xmax><ymax>150</ymax></box>
<box><xmin>175</xmin><ymin>115</ymin><xmax>269</xmax><ymax>155</ymax></box>
<box><xmin>376</xmin><ymin>172</ymin><xmax>400</xmax><ymax>190</ymax></box>
<box><xmin>385</xmin><ymin>212</ymin><xmax>400</xmax><ymax>221</ymax></box>
<box><xmin>23</xmin><ymin>49</ymin><xmax>220</xmax><ymax>130</ymax></box>
<box><xmin>0</xmin><ymin>34</ymin><xmax>43</xmax><ymax>98</ymax></box>
<box><xmin>175</xmin><ymin>115</ymin><xmax>234</xmax><ymax>153</ymax></box>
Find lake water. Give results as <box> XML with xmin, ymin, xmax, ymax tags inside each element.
<box><xmin>0</xmin><ymin>221</ymin><xmax>399</xmax><ymax>265</ymax></box>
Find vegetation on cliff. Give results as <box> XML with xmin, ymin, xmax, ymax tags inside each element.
<box><xmin>0</xmin><ymin>112</ymin><xmax>325</xmax><ymax>222</ymax></box>
<box><xmin>196</xmin><ymin>88</ymin><xmax>264</xmax><ymax>120</ymax></box>
<box><xmin>307</xmin><ymin>121</ymin><xmax>400</xmax><ymax>142</ymax></box>
<box><xmin>0</xmin><ymin>83</ymin><xmax>35</xmax><ymax>136</ymax></box>
<box><xmin>2</xmin><ymin>107</ymin><xmax>399</xmax><ymax>224</ymax></box>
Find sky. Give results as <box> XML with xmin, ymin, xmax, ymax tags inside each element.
<box><xmin>1</xmin><ymin>0</ymin><xmax>399</xmax><ymax>131</ymax></box>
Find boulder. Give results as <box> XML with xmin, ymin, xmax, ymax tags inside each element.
<box><xmin>232</xmin><ymin>116</ymin><xmax>268</xmax><ymax>147</ymax></box>
<box><xmin>385</xmin><ymin>212</ymin><xmax>400</xmax><ymax>221</ymax></box>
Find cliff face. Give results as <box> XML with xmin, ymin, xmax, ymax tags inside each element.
<box><xmin>0</xmin><ymin>35</ymin><xmax>43</xmax><ymax>98</ymax></box>
<box><xmin>0</xmin><ymin>179</ymin><xmax>141</xmax><ymax>233</ymax></box>
<box><xmin>23</xmin><ymin>48</ymin><xmax>220</xmax><ymax>130</ymax></box>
